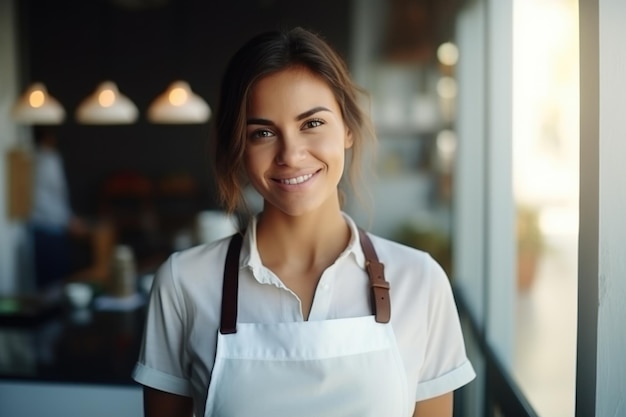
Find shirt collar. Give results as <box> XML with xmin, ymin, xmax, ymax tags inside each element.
<box><xmin>239</xmin><ymin>212</ymin><xmax>368</xmax><ymax>283</ymax></box>
<box><xmin>342</xmin><ymin>212</ymin><xmax>367</xmax><ymax>268</ymax></box>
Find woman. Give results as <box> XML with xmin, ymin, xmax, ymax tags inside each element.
<box><xmin>133</xmin><ymin>27</ymin><xmax>475</xmax><ymax>417</ymax></box>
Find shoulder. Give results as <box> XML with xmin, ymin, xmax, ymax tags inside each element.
<box><xmin>152</xmin><ymin>235</ymin><xmax>235</xmax><ymax>300</ymax></box>
<box><xmin>366</xmin><ymin>232</ymin><xmax>451</xmax><ymax>298</ymax></box>
<box><xmin>146</xmin><ymin>235</ymin><xmax>239</xmax><ymax>329</ymax></box>
<box><xmin>34</xmin><ymin>150</ymin><xmax>56</xmax><ymax>169</ymax></box>
<box><xmin>367</xmin><ymin>233</ymin><xmax>442</xmax><ymax>275</ymax></box>
<box><xmin>171</xmin><ymin>235</ymin><xmax>233</xmax><ymax>276</ymax></box>
<box><xmin>36</xmin><ymin>148</ymin><xmax>62</xmax><ymax>163</ymax></box>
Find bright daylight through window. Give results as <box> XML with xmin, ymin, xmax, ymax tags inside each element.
<box><xmin>512</xmin><ymin>1</ymin><xmax>579</xmax><ymax>416</ymax></box>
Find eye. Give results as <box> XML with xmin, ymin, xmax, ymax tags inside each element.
<box><xmin>302</xmin><ymin>119</ymin><xmax>324</xmax><ymax>130</ymax></box>
<box><xmin>248</xmin><ymin>128</ymin><xmax>275</xmax><ymax>141</ymax></box>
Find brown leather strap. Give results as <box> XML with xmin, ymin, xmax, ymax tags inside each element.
<box><xmin>358</xmin><ymin>228</ymin><xmax>391</xmax><ymax>323</ymax></box>
<box><xmin>220</xmin><ymin>232</ymin><xmax>243</xmax><ymax>334</ymax></box>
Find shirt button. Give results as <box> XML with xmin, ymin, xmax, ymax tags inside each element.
<box><xmin>321</xmin><ymin>283</ymin><xmax>330</xmax><ymax>291</ymax></box>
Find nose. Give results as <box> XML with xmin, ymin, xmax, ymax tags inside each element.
<box><xmin>275</xmin><ymin>135</ymin><xmax>306</xmax><ymax>166</ymax></box>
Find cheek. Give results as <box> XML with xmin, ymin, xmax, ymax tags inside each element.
<box><xmin>318</xmin><ymin>140</ymin><xmax>348</xmax><ymax>166</ymax></box>
<box><xmin>243</xmin><ymin>153</ymin><xmax>256</xmax><ymax>179</ymax></box>
<box><xmin>244</xmin><ymin>149</ymin><xmax>268</xmax><ymax>182</ymax></box>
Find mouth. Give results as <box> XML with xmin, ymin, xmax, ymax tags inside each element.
<box><xmin>273</xmin><ymin>170</ymin><xmax>318</xmax><ymax>185</ymax></box>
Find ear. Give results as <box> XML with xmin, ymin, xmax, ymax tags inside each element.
<box><xmin>344</xmin><ymin>128</ymin><xmax>354</xmax><ymax>149</ymax></box>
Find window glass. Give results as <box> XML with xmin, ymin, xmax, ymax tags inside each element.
<box><xmin>512</xmin><ymin>1</ymin><xmax>579</xmax><ymax>416</ymax></box>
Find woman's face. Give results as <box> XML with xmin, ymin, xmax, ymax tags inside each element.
<box><xmin>244</xmin><ymin>66</ymin><xmax>353</xmax><ymax>217</ymax></box>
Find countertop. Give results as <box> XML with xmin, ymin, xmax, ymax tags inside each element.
<box><xmin>0</xmin><ymin>292</ymin><xmax>146</xmax><ymax>386</ymax></box>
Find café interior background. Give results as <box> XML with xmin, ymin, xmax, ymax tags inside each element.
<box><xmin>5</xmin><ymin>0</ymin><xmax>462</xmax><ymax>282</ymax></box>
<box><xmin>1</xmin><ymin>1</ymin><xmax>584</xmax><ymax>416</ymax></box>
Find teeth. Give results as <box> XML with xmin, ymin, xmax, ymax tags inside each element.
<box><xmin>280</xmin><ymin>173</ymin><xmax>313</xmax><ymax>185</ymax></box>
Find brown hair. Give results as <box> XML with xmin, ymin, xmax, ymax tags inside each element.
<box><xmin>213</xmin><ymin>27</ymin><xmax>376</xmax><ymax>213</ymax></box>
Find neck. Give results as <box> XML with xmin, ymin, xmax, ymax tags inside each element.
<box><xmin>255</xmin><ymin>204</ymin><xmax>351</xmax><ymax>272</ymax></box>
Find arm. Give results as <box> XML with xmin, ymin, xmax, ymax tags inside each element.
<box><xmin>413</xmin><ymin>392</ymin><xmax>453</xmax><ymax>417</ymax></box>
<box><xmin>134</xmin><ymin>257</ymin><xmax>194</xmax><ymax>417</ymax></box>
<box><xmin>143</xmin><ymin>386</ymin><xmax>193</xmax><ymax>417</ymax></box>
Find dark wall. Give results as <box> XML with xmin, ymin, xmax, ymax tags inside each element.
<box><xmin>18</xmin><ymin>0</ymin><xmax>352</xmax><ymax>215</ymax></box>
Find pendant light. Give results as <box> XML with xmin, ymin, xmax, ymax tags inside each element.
<box><xmin>12</xmin><ymin>82</ymin><xmax>65</xmax><ymax>124</ymax></box>
<box><xmin>147</xmin><ymin>80</ymin><xmax>210</xmax><ymax>124</ymax></box>
<box><xmin>75</xmin><ymin>80</ymin><xmax>138</xmax><ymax>124</ymax></box>
<box><xmin>147</xmin><ymin>1</ymin><xmax>210</xmax><ymax>124</ymax></box>
<box><xmin>75</xmin><ymin>3</ymin><xmax>138</xmax><ymax>125</ymax></box>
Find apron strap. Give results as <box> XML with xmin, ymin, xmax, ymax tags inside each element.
<box><xmin>220</xmin><ymin>227</ymin><xmax>391</xmax><ymax>334</ymax></box>
<box><xmin>220</xmin><ymin>232</ymin><xmax>243</xmax><ymax>334</ymax></box>
<box><xmin>358</xmin><ymin>228</ymin><xmax>391</xmax><ymax>324</ymax></box>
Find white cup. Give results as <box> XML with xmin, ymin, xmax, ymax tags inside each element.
<box><xmin>64</xmin><ymin>282</ymin><xmax>94</xmax><ymax>309</ymax></box>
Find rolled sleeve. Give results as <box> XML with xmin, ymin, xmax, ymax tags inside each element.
<box><xmin>416</xmin><ymin>256</ymin><xmax>476</xmax><ymax>400</ymax></box>
<box><xmin>416</xmin><ymin>360</ymin><xmax>475</xmax><ymax>401</ymax></box>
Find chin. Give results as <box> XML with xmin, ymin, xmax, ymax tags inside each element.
<box><xmin>273</xmin><ymin>206</ymin><xmax>314</xmax><ymax>218</ymax></box>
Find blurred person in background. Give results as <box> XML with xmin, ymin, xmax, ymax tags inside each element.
<box><xmin>29</xmin><ymin>126</ymin><xmax>89</xmax><ymax>290</ymax></box>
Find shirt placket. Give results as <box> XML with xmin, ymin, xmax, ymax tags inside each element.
<box><xmin>307</xmin><ymin>266</ymin><xmax>336</xmax><ymax>321</ymax></box>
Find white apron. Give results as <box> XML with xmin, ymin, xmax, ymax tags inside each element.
<box><xmin>204</xmin><ymin>231</ymin><xmax>411</xmax><ymax>417</ymax></box>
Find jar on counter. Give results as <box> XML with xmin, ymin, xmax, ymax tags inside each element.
<box><xmin>110</xmin><ymin>244</ymin><xmax>137</xmax><ymax>297</ymax></box>
<box><xmin>196</xmin><ymin>210</ymin><xmax>238</xmax><ymax>245</ymax></box>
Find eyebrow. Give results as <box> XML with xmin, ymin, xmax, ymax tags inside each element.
<box><xmin>246</xmin><ymin>106</ymin><xmax>332</xmax><ymax>126</ymax></box>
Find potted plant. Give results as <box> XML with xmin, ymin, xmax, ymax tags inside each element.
<box><xmin>516</xmin><ymin>204</ymin><xmax>545</xmax><ymax>292</ymax></box>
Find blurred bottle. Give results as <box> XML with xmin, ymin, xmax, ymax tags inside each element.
<box><xmin>196</xmin><ymin>211</ymin><xmax>238</xmax><ymax>245</ymax></box>
<box><xmin>110</xmin><ymin>244</ymin><xmax>136</xmax><ymax>297</ymax></box>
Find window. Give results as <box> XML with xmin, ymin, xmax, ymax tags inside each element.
<box><xmin>453</xmin><ymin>1</ymin><xmax>579</xmax><ymax>416</ymax></box>
<box><xmin>512</xmin><ymin>1</ymin><xmax>579</xmax><ymax>416</ymax></box>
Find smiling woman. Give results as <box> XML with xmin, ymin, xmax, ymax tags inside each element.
<box><xmin>243</xmin><ymin>67</ymin><xmax>353</xmax><ymax>219</ymax></box>
<box><xmin>132</xmin><ymin>27</ymin><xmax>475</xmax><ymax>417</ymax></box>
<box><xmin>213</xmin><ymin>28</ymin><xmax>373</xmax><ymax>216</ymax></box>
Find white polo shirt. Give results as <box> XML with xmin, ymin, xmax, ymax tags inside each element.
<box><xmin>133</xmin><ymin>214</ymin><xmax>475</xmax><ymax>416</ymax></box>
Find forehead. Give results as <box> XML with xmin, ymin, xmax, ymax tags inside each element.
<box><xmin>247</xmin><ymin>66</ymin><xmax>340</xmax><ymax>115</ymax></box>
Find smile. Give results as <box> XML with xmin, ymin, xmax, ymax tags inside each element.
<box><xmin>276</xmin><ymin>173</ymin><xmax>315</xmax><ymax>185</ymax></box>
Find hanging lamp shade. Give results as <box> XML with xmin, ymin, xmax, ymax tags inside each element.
<box><xmin>75</xmin><ymin>81</ymin><xmax>138</xmax><ymax>124</ymax></box>
<box><xmin>147</xmin><ymin>80</ymin><xmax>211</xmax><ymax>124</ymax></box>
<box><xmin>12</xmin><ymin>82</ymin><xmax>66</xmax><ymax>124</ymax></box>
